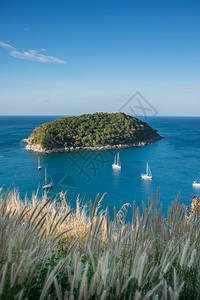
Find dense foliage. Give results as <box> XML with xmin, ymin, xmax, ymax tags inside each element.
<box><xmin>29</xmin><ymin>112</ymin><xmax>160</xmax><ymax>149</ymax></box>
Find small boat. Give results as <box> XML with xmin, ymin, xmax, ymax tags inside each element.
<box><xmin>43</xmin><ymin>167</ymin><xmax>53</xmax><ymax>190</ymax></box>
<box><xmin>38</xmin><ymin>156</ymin><xmax>42</xmax><ymax>170</ymax></box>
<box><xmin>112</xmin><ymin>152</ymin><xmax>121</xmax><ymax>170</ymax></box>
<box><xmin>192</xmin><ymin>173</ymin><xmax>200</xmax><ymax>188</ymax></box>
<box><xmin>141</xmin><ymin>163</ymin><xmax>152</xmax><ymax>180</ymax></box>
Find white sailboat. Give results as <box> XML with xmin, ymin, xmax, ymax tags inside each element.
<box><xmin>192</xmin><ymin>173</ymin><xmax>200</xmax><ymax>188</ymax></box>
<box><xmin>38</xmin><ymin>156</ymin><xmax>42</xmax><ymax>170</ymax></box>
<box><xmin>43</xmin><ymin>167</ymin><xmax>53</xmax><ymax>190</ymax></box>
<box><xmin>112</xmin><ymin>152</ymin><xmax>121</xmax><ymax>170</ymax></box>
<box><xmin>141</xmin><ymin>163</ymin><xmax>152</xmax><ymax>180</ymax></box>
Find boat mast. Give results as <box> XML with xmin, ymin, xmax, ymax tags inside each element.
<box><xmin>45</xmin><ymin>167</ymin><xmax>47</xmax><ymax>185</ymax></box>
<box><xmin>196</xmin><ymin>173</ymin><xmax>200</xmax><ymax>183</ymax></box>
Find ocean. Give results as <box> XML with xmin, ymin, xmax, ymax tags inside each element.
<box><xmin>0</xmin><ymin>115</ymin><xmax>200</xmax><ymax>218</ymax></box>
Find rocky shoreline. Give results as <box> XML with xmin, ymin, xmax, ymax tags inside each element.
<box><xmin>22</xmin><ymin>136</ymin><xmax>164</xmax><ymax>154</ymax></box>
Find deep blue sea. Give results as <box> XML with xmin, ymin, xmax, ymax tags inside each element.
<box><xmin>0</xmin><ymin>116</ymin><xmax>200</xmax><ymax>218</ymax></box>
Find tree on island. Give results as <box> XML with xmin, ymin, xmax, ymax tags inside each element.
<box><xmin>29</xmin><ymin>112</ymin><xmax>160</xmax><ymax>150</ymax></box>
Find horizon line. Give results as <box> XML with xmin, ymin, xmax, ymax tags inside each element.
<box><xmin>0</xmin><ymin>114</ymin><xmax>200</xmax><ymax>117</ymax></box>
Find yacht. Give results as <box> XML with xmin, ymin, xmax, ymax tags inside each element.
<box><xmin>192</xmin><ymin>173</ymin><xmax>200</xmax><ymax>188</ymax></box>
<box><xmin>112</xmin><ymin>152</ymin><xmax>121</xmax><ymax>170</ymax></box>
<box><xmin>43</xmin><ymin>167</ymin><xmax>53</xmax><ymax>190</ymax></box>
<box><xmin>141</xmin><ymin>163</ymin><xmax>152</xmax><ymax>180</ymax></box>
<box><xmin>38</xmin><ymin>156</ymin><xmax>42</xmax><ymax>170</ymax></box>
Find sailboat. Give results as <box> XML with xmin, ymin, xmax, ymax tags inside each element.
<box><xmin>141</xmin><ymin>163</ymin><xmax>152</xmax><ymax>180</ymax></box>
<box><xmin>112</xmin><ymin>152</ymin><xmax>121</xmax><ymax>170</ymax></box>
<box><xmin>192</xmin><ymin>173</ymin><xmax>200</xmax><ymax>188</ymax></box>
<box><xmin>38</xmin><ymin>156</ymin><xmax>42</xmax><ymax>170</ymax></box>
<box><xmin>43</xmin><ymin>167</ymin><xmax>53</xmax><ymax>190</ymax></box>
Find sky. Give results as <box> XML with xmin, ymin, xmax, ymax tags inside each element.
<box><xmin>0</xmin><ymin>0</ymin><xmax>200</xmax><ymax>116</ymax></box>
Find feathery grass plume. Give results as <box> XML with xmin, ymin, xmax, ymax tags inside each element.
<box><xmin>180</xmin><ymin>236</ymin><xmax>190</xmax><ymax>267</ymax></box>
<box><xmin>134</xmin><ymin>290</ymin><xmax>142</xmax><ymax>300</ymax></box>
<box><xmin>54</xmin><ymin>277</ymin><xmax>62</xmax><ymax>300</ymax></box>
<box><xmin>168</xmin><ymin>268</ymin><xmax>184</xmax><ymax>300</ymax></box>
<box><xmin>0</xmin><ymin>189</ymin><xmax>199</xmax><ymax>299</ymax></box>
<box><xmin>188</xmin><ymin>248</ymin><xmax>197</xmax><ymax>268</ymax></box>
<box><xmin>0</xmin><ymin>262</ymin><xmax>8</xmax><ymax>299</ymax></box>
<box><xmin>143</xmin><ymin>282</ymin><xmax>163</xmax><ymax>300</ymax></box>
<box><xmin>117</xmin><ymin>202</ymin><xmax>131</xmax><ymax>224</ymax></box>
<box><xmin>39</xmin><ymin>260</ymin><xmax>64</xmax><ymax>300</ymax></box>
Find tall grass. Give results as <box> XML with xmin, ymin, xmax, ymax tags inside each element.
<box><xmin>0</xmin><ymin>188</ymin><xmax>199</xmax><ymax>299</ymax></box>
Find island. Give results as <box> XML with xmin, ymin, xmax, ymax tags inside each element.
<box><xmin>23</xmin><ymin>112</ymin><xmax>163</xmax><ymax>153</ymax></box>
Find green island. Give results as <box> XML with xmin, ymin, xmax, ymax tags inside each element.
<box><xmin>24</xmin><ymin>112</ymin><xmax>162</xmax><ymax>153</ymax></box>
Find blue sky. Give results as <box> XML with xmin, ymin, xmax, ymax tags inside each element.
<box><xmin>0</xmin><ymin>0</ymin><xmax>200</xmax><ymax>115</ymax></box>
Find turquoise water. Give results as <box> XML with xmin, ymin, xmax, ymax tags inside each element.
<box><xmin>0</xmin><ymin>116</ymin><xmax>200</xmax><ymax>217</ymax></box>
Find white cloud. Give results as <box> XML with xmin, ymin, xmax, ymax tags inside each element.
<box><xmin>0</xmin><ymin>41</ymin><xmax>14</xmax><ymax>49</ymax></box>
<box><xmin>0</xmin><ymin>41</ymin><xmax>66</xmax><ymax>64</ymax></box>
<box><xmin>11</xmin><ymin>49</ymin><xmax>66</xmax><ymax>64</ymax></box>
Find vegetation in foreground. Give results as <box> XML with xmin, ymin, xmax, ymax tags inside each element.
<box><xmin>0</xmin><ymin>189</ymin><xmax>199</xmax><ymax>299</ymax></box>
<box><xmin>28</xmin><ymin>112</ymin><xmax>160</xmax><ymax>149</ymax></box>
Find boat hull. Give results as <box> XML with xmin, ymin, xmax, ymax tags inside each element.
<box><xmin>141</xmin><ymin>174</ymin><xmax>152</xmax><ymax>180</ymax></box>
<box><xmin>192</xmin><ymin>182</ymin><xmax>200</xmax><ymax>188</ymax></box>
<box><xmin>43</xmin><ymin>183</ymin><xmax>53</xmax><ymax>190</ymax></box>
<box><xmin>112</xmin><ymin>163</ymin><xmax>121</xmax><ymax>170</ymax></box>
